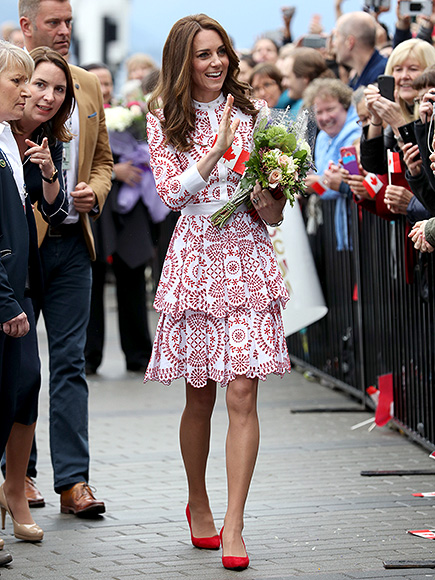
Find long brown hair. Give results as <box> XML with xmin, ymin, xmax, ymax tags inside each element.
<box><xmin>148</xmin><ymin>14</ymin><xmax>258</xmax><ymax>152</ymax></box>
<box><xmin>13</xmin><ymin>46</ymin><xmax>74</xmax><ymax>142</ymax></box>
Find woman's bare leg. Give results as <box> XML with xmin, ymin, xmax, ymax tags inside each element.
<box><xmin>3</xmin><ymin>422</ymin><xmax>37</xmax><ymax>524</ymax></box>
<box><xmin>179</xmin><ymin>379</ymin><xmax>217</xmax><ymax>538</ymax></box>
<box><xmin>223</xmin><ymin>376</ymin><xmax>259</xmax><ymax>556</ymax></box>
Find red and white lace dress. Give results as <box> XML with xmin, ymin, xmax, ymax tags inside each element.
<box><xmin>144</xmin><ymin>94</ymin><xmax>291</xmax><ymax>388</ymax></box>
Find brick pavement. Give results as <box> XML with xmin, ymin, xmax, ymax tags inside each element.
<box><xmin>2</xmin><ymin>286</ymin><xmax>435</xmax><ymax>579</ymax></box>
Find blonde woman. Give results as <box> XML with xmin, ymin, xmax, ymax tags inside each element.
<box><xmin>362</xmin><ymin>38</ymin><xmax>435</xmax><ymax>175</ymax></box>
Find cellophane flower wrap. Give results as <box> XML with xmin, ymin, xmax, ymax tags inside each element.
<box><xmin>103</xmin><ymin>102</ymin><xmax>169</xmax><ymax>223</ymax></box>
<box><xmin>211</xmin><ymin>106</ymin><xmax>314</xmax><ymax>228</ymax></box>
<box><xmin>104</xmin><ymin>101</ymin><xmax>147</xmax><ymax>141</ymax></box>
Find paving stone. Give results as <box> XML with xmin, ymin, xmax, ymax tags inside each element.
<box><xmin>2</xmin><ymin>286</ymin><xmax>435</xmax><ymax>580</ymax></box>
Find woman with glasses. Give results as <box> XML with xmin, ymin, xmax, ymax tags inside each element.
<box><xmin>248</xmin><ymin>62</ymin><xmax>283</xmax><ymax>108</ymax></box>
<box><xmin>303</xmin><ymin>78</ymin><xmax>361</xmax><ymax>250</ymax></box>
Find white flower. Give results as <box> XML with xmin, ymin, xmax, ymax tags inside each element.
<box><xmin>287</xmin><ymin>157</ymin><xmax>298</xmax><ymax>174</ymax></box>
<box><xmin>297</xmin><ymin>139</ymin><xmax>311</xmax><ymax>157</ymax></box>
<box><xmin>104</xmin><ymin>106</ymin><xmax>135</xmax><ymax>132</ymax></box>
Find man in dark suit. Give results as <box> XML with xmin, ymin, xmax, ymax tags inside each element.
<box><xmin>82</xmin><ymin>63</ymin><xmax>155</xmax><ymax>375</ymax></box>
<box><xmin>19</xmin><ymin>0</ymin><xmax>113</xmax><ymax>515</ymax></box>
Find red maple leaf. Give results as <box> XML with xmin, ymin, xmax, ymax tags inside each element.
<box><xmin>223</xmin><ymin>147</ymin><xmax>236</xmax><ymax>162</ymax></box>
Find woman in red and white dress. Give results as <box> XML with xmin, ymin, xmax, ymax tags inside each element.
<box><xmin>144</xmin><ymin>14</ymin><xmax>290</xmax><ymax>571</ymax></box>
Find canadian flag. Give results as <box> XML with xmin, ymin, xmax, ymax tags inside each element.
<box><xmin>375</xmin><ymin>373</ymin><xmax>394</xmax><ymax>427</ymax></box>
<box><xmin>363</xmin><ymin>173</ymin><xmax>384</xmax><ymax>198</ymax></box>
<box><xmin>311</xmin><ymin>179</ymin><xmax>328</xmax><ymax>195</ymax></box>
<box><xmin>387</xmin><ymin>149</ymin><xmax>401</xmax><ymax>174</ymax></box>
<box><xmin>212</xmin><ymin>135</ymin><xmax>250</xmax><ymax>175</ymax></box>
<box><xmin>407</xmin><ymin>530</ymin><xmax>435</xmax><ymax>540</ymax></box>
<box><xmin>221</xmin><ymin>144</ymin><xmax>250</xmax><ymax>174</ymax></box>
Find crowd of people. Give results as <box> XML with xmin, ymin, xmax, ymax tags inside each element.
<box><xmin>2</xmin><ymin>0</ymin><xmax>435</xmax><ymax>573</ymax></box>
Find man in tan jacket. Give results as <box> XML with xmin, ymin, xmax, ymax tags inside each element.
<box><xmin>19</xmin><ymin>0</ymin><xmax>113</xmax><ymax>515</ymax></box>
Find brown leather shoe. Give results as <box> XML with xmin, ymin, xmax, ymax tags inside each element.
<box><xmin>60</xmin><ymin>482</ymin><xmax>105</xmax><ymax>516</ymax></box>
<box><xmin>25</xmin><ymin>476</ymin><xmax>45</xmax><ymax>508</ymax></box>
<box><xmin>0</xmin><ymin>550</ymin><xmax>12</xmax><ymax>567</ymax></box>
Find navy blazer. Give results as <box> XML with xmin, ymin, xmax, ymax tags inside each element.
<box><xmin>349</xmin><ymin>50</ymin><xmax>388</xmax><ymax>91</ymax></box>
<box><xmin>0</xmin><ymin>150</ymin><xmax>29</xmax><ymax>324</ymax></box>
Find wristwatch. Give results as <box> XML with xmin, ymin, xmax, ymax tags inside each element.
<box><xmin>41</xmin><ymin>167</ymin><xmax>59</xmax><ymax>184</ymax></box>
<box><xmin>264</xmin><ymin>215</ymin><xmax>284</xmax><ymax>227</ymax></box>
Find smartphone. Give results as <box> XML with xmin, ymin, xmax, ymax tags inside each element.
<box><xmin>377</xmin><ymin>74</ymin><xmax>395</xmax><ymax>101</ymax></box>
<box><xmin>301</xmin><ymin>34</ymin><xmax>327</xmax><ymax>49</ymax></box>
<box><xmin>399</xmin><ymin>0</ymin><xmax>432</xmax><ymax>16</ymax></box>
<box><xmin>398</xmin><ymin>123</ymin><xmax>417</xmax><ymax>146</ymax></box>
<box><xmin>340</xmin><ymin>146</ymin><xmax>360</xmax><ymax>175</ymax></box>
<box><xmin>398</xmin><ymin>123</ymin><xmax>421</xmax><ymax>160</ymax></box>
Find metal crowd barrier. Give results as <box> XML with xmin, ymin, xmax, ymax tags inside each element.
<box><xmin>286</xmin><ymin>198</ymin><xmax>435</xmax><ymax>451</ymax></box>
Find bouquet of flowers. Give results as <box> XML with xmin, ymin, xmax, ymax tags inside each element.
<box><xmin>211</xmin><ymin>106</ymin><xmax>314</xmax><ymax>228</ymax></box>
<box><xmin>104</xmin><ymin>101</ymin><xmax>146</xmax><ymax>141</ymax></box>
<box><xmin>104</xmin><ymin>102</ymin><xmax>168</xmax><ymax>223</ymax></box>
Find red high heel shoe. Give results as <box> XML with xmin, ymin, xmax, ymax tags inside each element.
<box><xmin>220</xmin><ymin>526</ymin><xmax>249</xmax><ymax>571</ymax></box>
<box><xmin>186</xmin><ymin>504</ymin><xmax>220</xmax><ymax>550</ymax></box>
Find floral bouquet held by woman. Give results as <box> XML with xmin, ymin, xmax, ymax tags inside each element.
<box><xmin>211</xmin><ymin>106</ymin><xmax>314</xmax><ymax>228</ymax></box>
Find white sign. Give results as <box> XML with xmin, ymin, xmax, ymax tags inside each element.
<box><xmin>269</xmin><ymin>201</ymin><xmax>328</xmax><ymax>336</ymax></box>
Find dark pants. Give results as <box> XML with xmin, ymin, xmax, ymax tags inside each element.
<box><xmin>28</xmin><ymin>232</ymin><xmax>92</xmax><ymax>492</ymax></box>
<box><xmin>1</xmin><ymin>297</ymin><xmax>41</xmax><ymax>476</ymax></box>
<box><xmin>0</xmin><ymin>333</ymin><xmax>20</xmax><ymax>458</ymax></box>
<box><xmin>15</xmin><ymin>297</ymin><xmax>41</xmax><ymax>425</ymax></box>
<box><xmin>85</xmin><ymin>253</ymin><xmax>152</xmax><ymax>372</ymax></box>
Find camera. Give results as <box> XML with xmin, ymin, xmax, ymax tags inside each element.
<box><xmin>399</xmin><ymin>0</ymin><xmax>432</xmax><ymax>16</ymax></box>
<box><xmin>301</xmin><ymin>34</ymin><xmax>327</xmax><ymax>49</ymax></box>
<box><xmin>424</xmin><ymin>88</ymin><xmax>435</xmax><ymax>104</ymax></box>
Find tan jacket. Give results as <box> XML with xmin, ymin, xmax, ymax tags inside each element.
<box><xmin>35</xmin><ymin>64</ymin><xmax>113</xmax><ymax>261</ymax></box>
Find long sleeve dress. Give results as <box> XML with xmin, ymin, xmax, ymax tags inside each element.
<box><xmin>144</xmin><ymin>93</ymin><xmax>291</xmax><ymax>388</ymax></box>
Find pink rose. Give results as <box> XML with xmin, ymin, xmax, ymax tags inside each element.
<box><xmin>278</xmin><ymin>155</ymin><xmax>291</xmax><ymax>167</ymax></box>
<box><xmin>268</xmin><ymin>168</ymin><xmax>282</xmax><ymax>188</ymax></box>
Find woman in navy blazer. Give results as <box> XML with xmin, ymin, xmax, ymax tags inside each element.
<box><xmin>0</xmin><ymin>42</ymin><xmax>34</xmax><ymax>560</ymax></box>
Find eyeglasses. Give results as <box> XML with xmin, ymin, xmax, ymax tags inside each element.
<box><xmin>251</xmin><ymin>81</ymin><xmax>278</xmax><ymax>95</ymax></box>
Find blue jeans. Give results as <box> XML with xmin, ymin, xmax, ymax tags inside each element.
<box><xmin>28</xmin><ymin>232</ymin><xmax>92</xmax><ymax>492</ymax></box>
